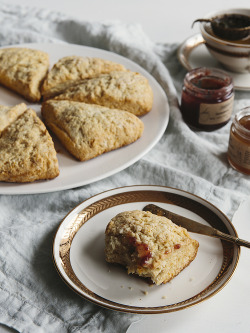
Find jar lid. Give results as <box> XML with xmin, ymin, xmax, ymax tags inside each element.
<box><xmin>184</xmin><ymin>67</ymin><xmax>234</xmax><ymax>98</ymax></box>
<box><xmin>233</xmin><ymin>107</ymin><xmax>250</xmax><ymax>140</ymax></box>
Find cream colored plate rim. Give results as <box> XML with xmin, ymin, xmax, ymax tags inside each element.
<box><xmin>53</xmin><ymin>185</ymin><xmax>240</xmax><ymax>314</ymax></box>
<box><xmin>177</xmin><ymin>33</ymin><xmax>250</xmax><ymax>91</ymax></box>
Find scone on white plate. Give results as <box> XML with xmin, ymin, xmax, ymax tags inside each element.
<box><xmin>41</xmin><ymin>56</ymin><xmax>126</xmax><ymax>100</ymax></box>
<box><xmin>54</xmin><ymin>71</ymin><xmax>153</xmax><ymax>116</ymax></box>
<box><xmin>0</xmin><ymin>107</ymin><xmax>59</xmax><ymax>183</ymax></box>
<box><xmin>105</xmin><ymin>210</ymin><xmax>199</xmax><ymax>285</ymax></box>
<box><xmin>0</xmin><ymin>47</ymin><xmax>49</xmax><ymax>102</ymax></box>
<box><xmin>41</xmin><ymin>100</ymin><xmax>144</xmax><ymax>161</ymax></box>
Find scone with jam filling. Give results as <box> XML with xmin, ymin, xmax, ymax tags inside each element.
<box><xmin>105</xmin><ymin>210</ymin><xmax>199</xmax><ymax>285</ymax></box>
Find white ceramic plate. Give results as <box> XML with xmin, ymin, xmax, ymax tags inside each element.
<box><xmin>0</xmin><ymin>43</ymin><xmax>169</xmax><ymax>195</ymax></box>
<box><xmin>178</xmin><ymin>34</ymin><xmax>250</xmax><ymax>91</ymax></box>
<box><xmin>53</xmin><ymin>185</ymin><xmax>240</xmax><ymax>314</ymax></box>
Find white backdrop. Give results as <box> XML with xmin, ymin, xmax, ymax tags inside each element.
<box><xmin>6</xmin><ymin>0</ymin><xmax>250</xmax><ymax>43</ymax></box>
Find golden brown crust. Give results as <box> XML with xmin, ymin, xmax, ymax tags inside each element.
<box><xmin>105</xmin><ymin>210</ymin><xmax>199</xmax><ymax>285</ymax></box>
<box><xmin>41</xmin><ymin>56</ymin><xmax>126</xmax><ymax>100</ymax></box>
<box><xmin>0</xmin><ymin>103</ymin><xmax>27</xmax><ymax>132</ymax></box>
<box><xmin>41</xmin><ymin>100</ymin><xmax>144</xmax><ymax>161</ymax></box>
<box><xmin>0</xmin><ymin>108</ymin><xmax>59</xmax><ymax>183</ymax></box>
<box><xmin>54</xmin><ymin>71</ymin><xmax>153</xmax><ymax>116</ymax></box>
<box><xmin>0</xmin><ymin>48</ymin><xmax>49</xmax><ymax>102</ymax></box>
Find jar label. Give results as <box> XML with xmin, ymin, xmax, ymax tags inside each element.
<box><xmin>228</xmin><ymin>132</ymin><xmax>250</xmax><ymax>170</ymax></box>
<box><xmin>199</xmin><ymin>96</ymin><xmax>234</xmax><ymax>125</ymax></box>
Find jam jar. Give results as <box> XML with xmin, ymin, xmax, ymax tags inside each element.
<box><xmin>180</xmin><ymin>67</ymin><xmax>234</xmax><ymax>131</ymax></box>
<box><xmin>228</xmin><ymin>107</ymin><xmax>250</xmax><ymax>175</ymax></box>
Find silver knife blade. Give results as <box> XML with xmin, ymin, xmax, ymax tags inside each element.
<box><xmin>143</xmin><ymin>203</ymin><xmax>216</xmax><ymax>236</ymax></box>
<box><xmin>143</xmin><ymin>204</ymin><xmax>250</xmax><ymax>248</ymax></box>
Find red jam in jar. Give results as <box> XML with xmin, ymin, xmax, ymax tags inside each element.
<box><xmin>180</xmin><ymin>67</ymin><xmax>234</xmax><ymax>131</ymax></box>
<box><xmin>228</xmin><ymin>107</ymin><xmax>250</xmax><ymax>175</ymax></box>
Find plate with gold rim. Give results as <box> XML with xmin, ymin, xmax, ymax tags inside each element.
<box><xmin>178</xmin><ymin>34</ymin><xmax>250</xmax><ymax>91</ymax></box>
<box><xmin>0</xmin><ymin>43</ymin><xmax>169</xmax><ymax>195</ymax></box>
<box><xmin>53</xmin><ymin>185</ymin><xmax>240</xmax><ymax>314</ymax></box>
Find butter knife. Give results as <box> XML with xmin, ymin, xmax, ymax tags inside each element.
<box><xmin>143</xmin><ymin>204</ymin><xmax>250</xmax><ymax>248</ymax></box>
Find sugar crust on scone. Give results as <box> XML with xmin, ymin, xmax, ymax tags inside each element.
<box><xmin>41</xmin><ymin>56</ymin><xmax>126</xmax><ymax>100</ymax></box>
<box><xmin>0</xmin><ymin>47</ymin><xmax>49</xmax><ymax>102</ymax></box>
<box><xmin>0</xmin><ymin>108</ymin><xmax>59</xmax><ymax>182</ymax></box>
<box><xmin>41</xmin><ymin>100</ymin><xmax>144</xmax><ymax>161</ymax></box>
<box><xmin>54</xmin><ymin>71</ymin><xmax>153</xmax><ymax>116</ymax></box>
<box><xmin>105</xmin><ymin>210</ymin><xmax>199</xmax><ymax>285</ymax></box>
<box><xmin>0</xmin><ymin>103</ymin><xmax>27</xmax><ymax>132</ymax></box>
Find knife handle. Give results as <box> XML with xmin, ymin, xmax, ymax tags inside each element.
<box><xmin>216</xmin><ymin>230</ymin><xmax>250</xmax><ymax>248</ymax></box>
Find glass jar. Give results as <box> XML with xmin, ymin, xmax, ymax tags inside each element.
<box><xmin>228</xmin><ymin>107</ymin><xmax>250</xmax><ymax>175</ymax></box>
<box><xmin>180</xmin><ymin>67</ymin><xmax>234</xmax><ymax>131</ymax></box>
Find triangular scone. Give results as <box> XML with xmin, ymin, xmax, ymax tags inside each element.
<box><xmin>0</xmin><ymin>103</ymin><xmax>27</xmax><ymax>132</ymax></box>
<box><xmin>54</xmin><ymin>71</ymin><xmax>153</xmax><ymax>116</ymax></box>
<box><xmin>41</xmin><ymin>100</ymin><xmax>144</xmax><ymax>161</ymax></box>
<box><xmin>0</xmin><ymin>48</ymin><xmax>49</xmax><ymax>102</ymax></box>
<box><xmin>0</xmin><ymin>109</ymin><xmax>59</xmax><ymax>183</ymax></box>
<box><xmin>41</xmin><ymin>56</ymin><xmax>126</xmax><ymax>100</ymax></box>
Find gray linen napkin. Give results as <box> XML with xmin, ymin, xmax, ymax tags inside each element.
<box><xmin>0</xmin><ymin>2</ymin><xmax>250</xmax><ymax>333</ymax></box>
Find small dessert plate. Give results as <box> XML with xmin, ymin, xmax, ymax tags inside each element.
<box><xmin>178</xmin><ymin>34</ymin><xmax>250</xmax><ymax>91</ymax></box>
<box><xmin>53</xmin><ymin>185</ymin><xmax>240</xmax><ymax>314</ymax></box>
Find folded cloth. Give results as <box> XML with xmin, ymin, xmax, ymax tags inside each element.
<box><xmin>0</xmin><ymin>2</ymin><xmax>250</xmax><ymax>333</ymax></box>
